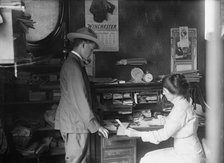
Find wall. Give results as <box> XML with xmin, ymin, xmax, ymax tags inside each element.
<box><xmin>69</xmin><ymin>0</ymin><xmax>206</xmax><ymax>88</ymax></box>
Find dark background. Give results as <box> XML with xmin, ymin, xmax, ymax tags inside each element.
<box><xmin>69</xmin><ymin>0</ymin><xmax>206</xmax><ymax>94</ymax></box>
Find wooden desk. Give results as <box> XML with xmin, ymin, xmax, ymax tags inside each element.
<box><xmin>91</xmin><ymin>124</ymin><xmax>205</xmax><ymax>163</ymax></box>
<box><xmin>92</xmin><ymin>134</ymin><xmax>136</xmax><ymax>163</ymax></box>
<box><xmin>90</xmin><ymin>125</ymin><xmax>162</xmax><ymax>163</ymax></box>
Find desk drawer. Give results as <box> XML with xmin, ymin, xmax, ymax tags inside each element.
<box><xmin>104</xmin><ymin>157</ymin><xmax>134</xmax><ymax>163</ymax></box>
<box><xmin>103</xmin><ymin>148</ymin><xmax>134</xmax><ymax>159</ymax></box>
<box><xmin>103</xmin><ymin>138</ymin><xmax>136</xmax><ymax>148</ymax></box>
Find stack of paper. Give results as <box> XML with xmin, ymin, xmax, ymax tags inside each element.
<box><xmin>173</xmin><ymin>70</ymin><xmax>202</xmax><ymax>83</ymax></box>
<box><xmin>116</xmin><ymin>119</ymin><xmax>129</xmax><ymax>136</ymax></box>
<box><xmin>116</xmin><ymin>58</ymin><xmax>147</xmax><ymax>65</ymax></box>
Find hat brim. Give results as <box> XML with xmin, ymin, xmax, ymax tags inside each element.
<box><xmin>67</xmin><ymin>33</ymin><xmax>102</xmax><ymax>49</ymax></box>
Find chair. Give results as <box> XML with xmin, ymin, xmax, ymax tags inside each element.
<box><xmin>201</xmin><ymin>138</ymin><xmax>208</xmax><ymax>163</ymax></box>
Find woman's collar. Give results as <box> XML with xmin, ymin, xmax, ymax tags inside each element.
<box><xmin>171</xmin><ymin>95</ymin><xmax>184</xmax><ymax>104</ymax></box>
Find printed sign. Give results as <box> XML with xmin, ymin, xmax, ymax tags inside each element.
<box><xmin>85</xmin><ymin>0</ymin><xmax>119</xmax><ymax>51</ymax></box>
<box><xmin>170</xmin><ymin>27</ymin><xmax>197</xmax><ymax>73</ymax></box>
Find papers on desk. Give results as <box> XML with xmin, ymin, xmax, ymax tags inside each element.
<box><xmin>116</xmin><ymin>118</ymin><xmax>164</xmax><ymax>135</ymax></box>
<box><xmin>116</xmin><ymin>119</ymin><xmax>129</xmax><ymax>136</ymax></box>
<box><xmin>129</xmin><ymin>117</ymin><xmax>164</xmax><ymax>130</ymax></box>
<box><xmin>103</xmin><ymin>120</ymin><xmax>117</xmax><ymax>132</ymax></box>
<box><xmin>117</xmin><ymin>125</ymin><xmax>129</xmax><ymax>135</ymax></box>
<box><xmin>103</xmin><ymin>118</ymin><xmax>165</xmax><ymax>136</ymax></box>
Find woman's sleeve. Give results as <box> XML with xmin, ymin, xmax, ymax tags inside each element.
<box><xmin>149</xmin><ymin>115</ymin><xmax>166</xmax><ymax>125</ymax></box>
<box><xmin>140</xmin><ymin>103</ymin><xmax>187</xmax><ymax>143</ymax></box>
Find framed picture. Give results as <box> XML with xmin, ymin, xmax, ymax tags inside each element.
<box><xmin>170</xmin><ymin>27</ymin><xmax>197</xmax><ymax>73</ymax></box>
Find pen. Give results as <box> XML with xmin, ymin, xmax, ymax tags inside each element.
<box><xmin>115</xmin><ymin>119</ymin><xmax>126</xmax><ymax>128</ymax></box>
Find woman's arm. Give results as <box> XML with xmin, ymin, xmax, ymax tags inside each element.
<box><xmin>125</xmin><ymin>101</ymin><xmax>188</xmax><ymax>144</ymax></box>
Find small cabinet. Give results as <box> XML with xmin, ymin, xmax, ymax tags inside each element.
<box><xmin>94</xmin><ymin>135</ymin><xmax>136</xmax><ymax>163</ymax></box>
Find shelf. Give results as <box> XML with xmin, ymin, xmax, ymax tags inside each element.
<box><xmin>1</xmin><ymin>100</ymin><xmax>59</xmax><ymax>106</ymax></box>
<box><xmin>46</xmin><ymin>147</ymin><xmax>65</xmax><ymax>156</ymax></box>
<box><xmin>23</xmin><ymin>147</ymin><xmax>65</xmax><ymax>159</ymax></box>
<box><xmin>9</xmin><ymin>63</ymin><xmax>62</xmax><ymax>69</ymax></box>
<box><xmin>3</xmin><ymin>64</ymin><xmax>62</xmax><ymax>76</ymax></box>
<box><xmin>4</xmin><ymin>82</ymin><xmax>60</xmax><ymax>92</ymax></box>
<box><xmin>94</xmin><ymin>82</ymin><xmax>163</xmax><ymax>93</ymax></box>
<box><xmin>39</xmin><ymin>82</ymin><xmax>60</xmax><ymax>90</ymax></box>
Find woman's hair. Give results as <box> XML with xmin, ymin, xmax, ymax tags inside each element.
<box><xmin>162</xmin><ymin>74</ymin><xmax>190</xmax><ymax>100</ymax></box>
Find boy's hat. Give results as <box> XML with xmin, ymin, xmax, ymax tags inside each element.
<box><xmin>67</xmin><ymin>27</ymin><xmax>102</xmax><ymax>49</ymax></box>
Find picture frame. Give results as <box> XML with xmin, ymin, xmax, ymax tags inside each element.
<box><xmin>170</xmin><ymin>27</ymin><xmax>197</xmax><ymax>73</ymax></box>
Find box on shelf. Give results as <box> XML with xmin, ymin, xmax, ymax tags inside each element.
<box><xmin>29</xmin><ymin>91</ymin><xmax>47</xmax><ymax>101</ymax></box>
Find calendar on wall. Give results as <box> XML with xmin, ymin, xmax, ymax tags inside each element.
<box><xmin>85</xmin><ymin>0</ymin><xmax>119</xmax><ymax>51</ymax></box>
<box><xmin>170</xmin><ymin>27</ymin><xmax>197</xmax><ymax>73</ymax></box>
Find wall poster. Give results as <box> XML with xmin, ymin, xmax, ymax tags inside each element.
<box><xmin>85</xmin><ymin>0</ymin><xmax>119</xmax><ymax>52</ymax></box>
<box><xmin>170</xmin><ymin>27</ymin><xmax>197</xmax><ymax>73</ymax></box>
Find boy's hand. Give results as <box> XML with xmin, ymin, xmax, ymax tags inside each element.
<box><xmin>98</xmin><ymin>127</ymin><xmax>109</xmax><ymax>138</ymax></box>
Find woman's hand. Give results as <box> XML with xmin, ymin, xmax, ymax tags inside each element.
<box><xmin>98</xmin><ymin>126</ymin><xmax>109</xmax><ymax>138</ymax></box>
<box><xmin>125</xmin><ymin>128</ymin><xmax>141</xmax><ymax>137</ymax></box>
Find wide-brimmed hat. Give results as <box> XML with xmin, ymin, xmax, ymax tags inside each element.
<box><xmin>67</xmin><ymin>27</ymin><xmax>102</xmax><ymax>49</ymax></box>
